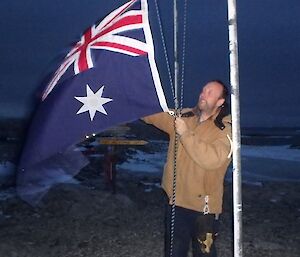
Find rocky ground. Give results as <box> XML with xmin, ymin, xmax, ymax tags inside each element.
<box><xmin>0</xmin><ymin>120</ymin><xmax>299</xmax><ymax>257</ymax></box>
<box><xmin>0</xmin><ymin>165</ymin><xmax>299</xmax><ymax>257</ymax></box>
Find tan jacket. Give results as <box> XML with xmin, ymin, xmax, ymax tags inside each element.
<box><xmin>143</xmin><ymin>111</ymin><xmax>232</xmax><ymax>214</ymax></box>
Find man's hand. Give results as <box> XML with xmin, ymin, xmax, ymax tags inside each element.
<box><xmin>175</xmin><ymin>118</ymin><xmax>188</xmax><ymax>136</ymax></box>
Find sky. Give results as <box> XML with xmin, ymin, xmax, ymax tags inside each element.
<box><xmin>0</xmin><ymin>0</ymin><xmax>300</xmax><ymax>127</ymax></box>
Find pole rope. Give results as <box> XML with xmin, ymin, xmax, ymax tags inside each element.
<box><xmin>169</xmin><ymin>0</ymin><xmax>179</xmax><ymax>255</ymax></box>
<box><xmin>169</xmin><ymin>131</ymin><xmax>179</xmax><ymax>257</ymax></box>
<box><xmin>154</xmin><ymin>1</ymin><xmax>188</xmax><ymax>256</ymax></box>
<box><xmin>170</xmin><ymin>0</ymin><xmax>188</xmax><ymax>256</ymax></box>
<box><xmin>154</xmin><ymin>0</ymin><xmax>176</xmax><ymax>101</ymax></box>
<box><xmin>180</xmin><ymin>0</ymin><xmax>188</xmax><ymax>111</ymax></box>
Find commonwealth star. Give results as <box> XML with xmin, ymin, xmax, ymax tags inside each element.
<box><xmin>75</xmin><ymin>84</ymin><xmax>113</xmax><ymax>121</ymax></box>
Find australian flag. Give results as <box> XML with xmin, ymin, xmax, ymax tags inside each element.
<box><xmin>17</xmin><ymin>0</ymin><xmax>169</xmax><ymax>205</ymax></box>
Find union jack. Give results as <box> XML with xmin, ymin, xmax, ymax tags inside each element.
<box><xmin>42</xmin><ymin>0</ymin><xmax>148</xmax><ymax>101</ymax></box>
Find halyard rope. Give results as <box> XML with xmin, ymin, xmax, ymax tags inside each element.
<box><xmin>154</xmin><ymin>0</ymin><xmax>175</xmax><ymax>101</ymax></box>
<box><xmin>154</xmin><ymin>0</ymin><xmax>188</xmax><ymax>256</ymax></box>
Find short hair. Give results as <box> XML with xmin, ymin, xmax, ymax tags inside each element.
<box><xmin>210</xmin><ymin>80</ymin><xmax>229</xmax><ymax>100</ymax></box>
<box><xmin>211</xmin><ymin>80</ymin><xmax>231</xmax><ymax>127</ymax></box>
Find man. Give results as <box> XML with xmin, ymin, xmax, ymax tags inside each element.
<box><xmin>142</xmin><ymin>80</ymin><xmax>232</xmax><ymax>257</ymax></box>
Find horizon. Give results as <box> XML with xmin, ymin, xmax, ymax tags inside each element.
<box><xmin>0</xmin><ymin>117</ymin><xmax>300</xmax><ymax>133</ymax></box>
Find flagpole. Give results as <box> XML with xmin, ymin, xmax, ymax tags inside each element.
<box><xmin>227</xmin><ymin>1</ymin><xmax>243</xmax><ymax>257</ymax></box>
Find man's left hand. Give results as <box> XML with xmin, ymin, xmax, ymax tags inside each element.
<box><xmin>175</xmin><ymin>118</ymin><xmax>188</xmax><ymax>136</ymax></box>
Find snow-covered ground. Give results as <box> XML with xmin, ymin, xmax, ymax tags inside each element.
<box><xmin>241</xmin><ymin>145</ymin><xmax>300</xmax><ymax>162</ymax></box>
<box><xmin>1</xmin><ymin>142</ymin><xmax>299</xmax><ymax>185</ymax></box>
<box><xmin>1</xmin><ymin>141</ymin><xmax>299</xmax><ymax>200</ymax></box>
<box><xmin>117</xmin><ymin>142</ymin><xmax>300</xmax><ymax>183</ymax></box>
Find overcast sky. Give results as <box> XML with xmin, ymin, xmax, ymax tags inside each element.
<box><xmin>0</xmin><ymin>0</ymin><xmax>299</xmax><ymax>127</ymax></box>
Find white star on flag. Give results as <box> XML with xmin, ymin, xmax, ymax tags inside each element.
<box><xmin>75</xmin><ymin>84</ymin><xmax>113</xmax><ymax>121</ymax></box>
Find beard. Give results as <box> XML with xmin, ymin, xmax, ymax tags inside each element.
<box><xmin>198</xmin><ymin>101</ymin><xmax>214</xmax><ymax>115</ymax></box>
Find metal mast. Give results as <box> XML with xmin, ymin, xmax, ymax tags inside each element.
<box><xmin>227</xmin><ymin>0</ymin><xmax>243</xmax><ymax>257</ymax></box>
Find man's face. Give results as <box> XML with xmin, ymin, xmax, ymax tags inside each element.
<box><xmin>197</xmin><ymin>82</ymin><xmax>225</xmax><ymax>114</ymax></box>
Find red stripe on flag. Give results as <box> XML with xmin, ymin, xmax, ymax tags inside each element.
<box><xmin>77</xmin><ymin>28</ymin><xmax>92</xmax><ymax>72</ymax></box>
<box><xmin>94</xmin><ymin>15</ymin><xmax>143</xmax><ymax>41</ymax></box>
<box><xmin>101</xmin><ymin>0</ymin><xmax>136</xmax><ymax>31</ymax></box>
<box><xmin>93</xmin><ymin>41</ymin><xmax>147</xmax><ymax>55</ymax></box>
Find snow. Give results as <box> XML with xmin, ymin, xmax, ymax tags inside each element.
<box><xmin>117</xmin><ymin>141</ymin><xmax>300</xmax><ymax>183</ymax></box>
<box><xmin>117</xmin><ymin>149</ymin><xmax>166</xmax><ymax>174</ymax></box>
<box><xmin>241</xmin><ymin>145</ymin><xmax>300</xmax><ymax>162</ymax></box>
<box><xmin>0</xmin><ymin>141</ymin><xmax>299</xmax><ymax>201</ymax></box>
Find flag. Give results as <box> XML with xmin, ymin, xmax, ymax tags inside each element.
<box><xmin>17</xmin><ymin>0</ymin><xmax>169</xmax><ymax>204</ymax></box>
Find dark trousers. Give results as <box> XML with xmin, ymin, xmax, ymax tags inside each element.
<box><xmin>164</xmin><ymin>202</ymin><xmax>220</xmax><ymax>257</ymax></box>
